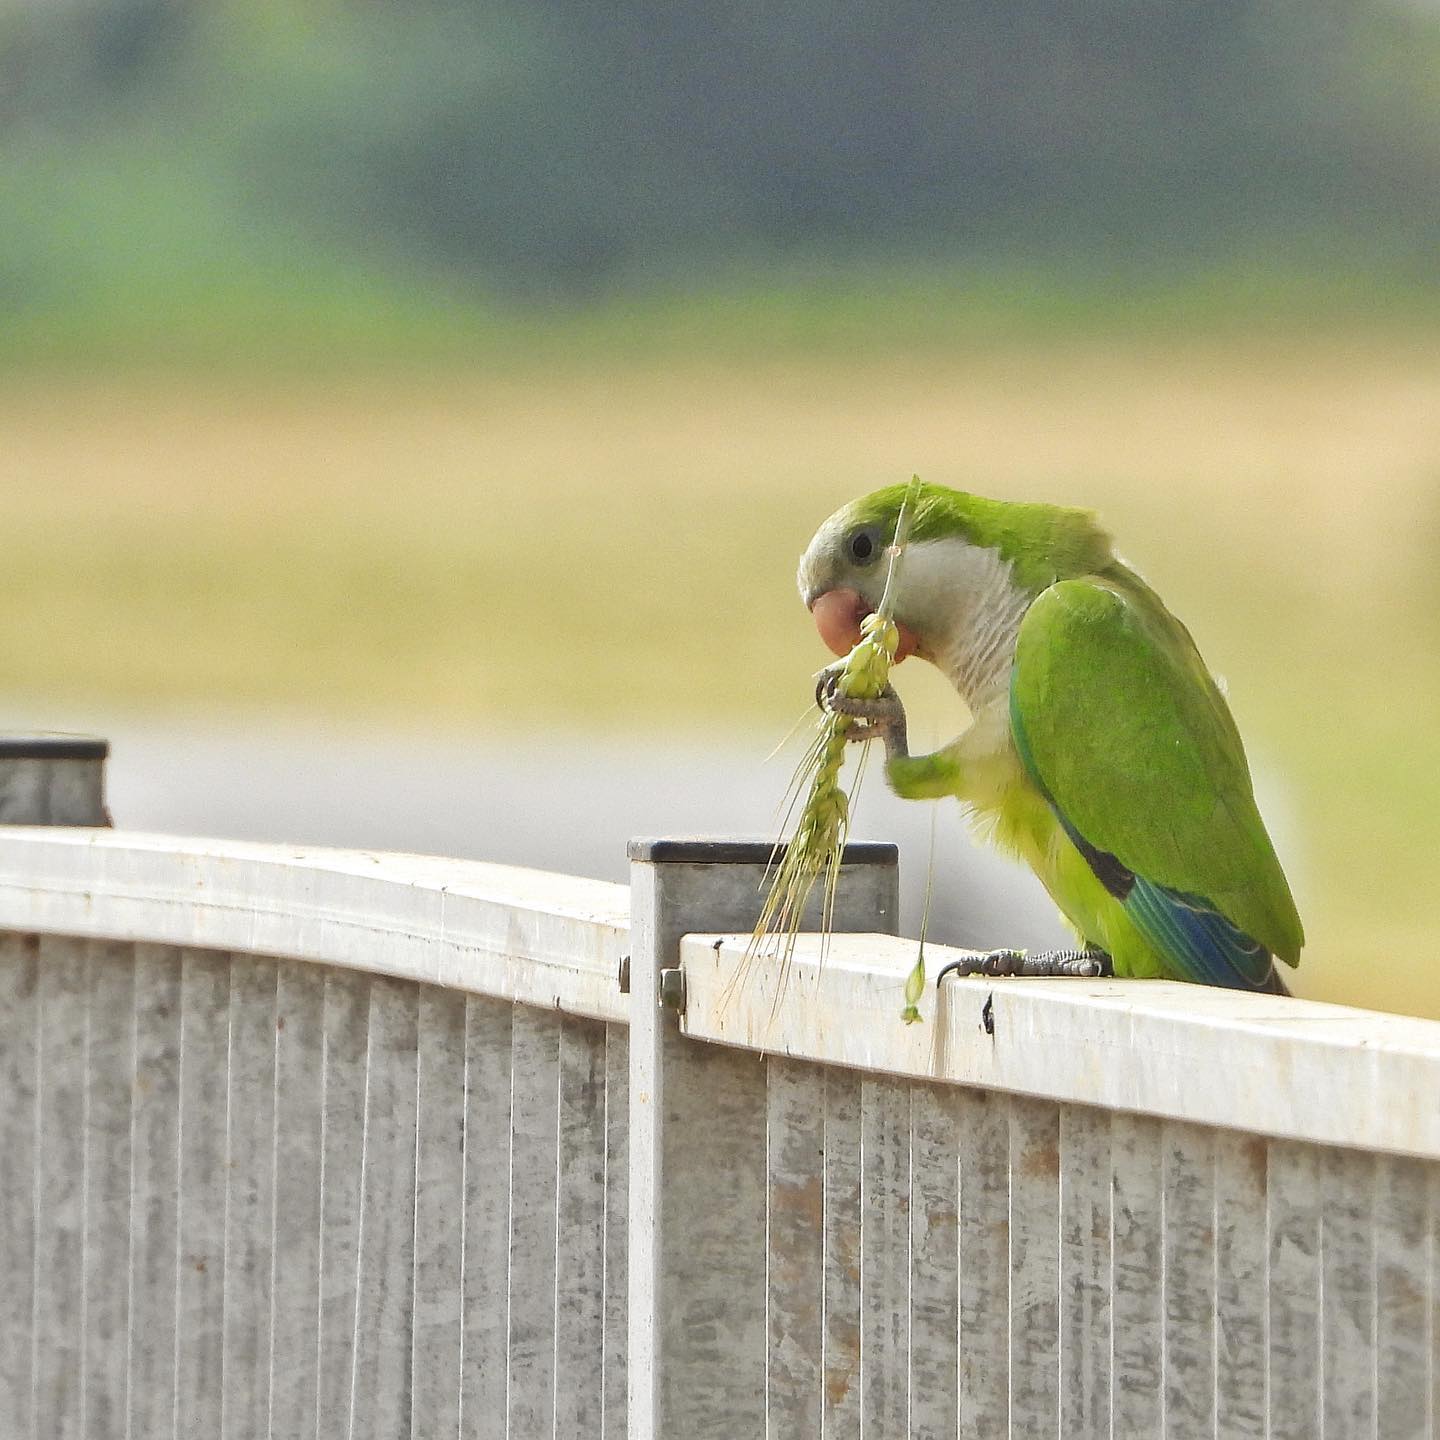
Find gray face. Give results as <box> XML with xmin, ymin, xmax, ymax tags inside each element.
<box><xmin>795</xmin><ymin>508</ymin><xmax>892</xmax><ymax>612</ymax></box>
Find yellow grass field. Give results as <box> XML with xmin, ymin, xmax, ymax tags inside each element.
<box><xmin>4</xmin><ymin>325</ymin><xmax>1439</xmax><ymax>1015</ymax></box>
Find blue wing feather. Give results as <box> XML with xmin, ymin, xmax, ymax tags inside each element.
<box><xmin>1013</xmin><ymin>701</ymin><xmax>1281</xmax><ymax>992</ymax></box>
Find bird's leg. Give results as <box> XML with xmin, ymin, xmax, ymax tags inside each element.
<box><xmin>936</xmin><ymin>948</ymin><xmax>1114</xmax><ymax>982</ymax></box>
<box><xmin>817</xmin><ymin>670</ymin><xmax>965</xmax><ymax>799</ymax></box>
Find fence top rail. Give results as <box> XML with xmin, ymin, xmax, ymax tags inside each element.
<box><xmin>683</xmin><ymin>932</ymin><xmax>1440</xmax><ymax>1159</ymax></box>
<box><xmin>0</xmin><ymin>825</ymin><xmax>629</xmax><ymax>1022</ymax></box>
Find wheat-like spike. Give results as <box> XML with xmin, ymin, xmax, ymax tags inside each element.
<box><xmin>732</xmin><ymin>475</ymin><xmax>923</xmax><ymax>1015</ymax></box>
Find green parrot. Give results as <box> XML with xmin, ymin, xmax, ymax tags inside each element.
<box><xmin>800</xmin><ymin>481</ymin><xmax>1303</xmax><ymax>991</ymax></box>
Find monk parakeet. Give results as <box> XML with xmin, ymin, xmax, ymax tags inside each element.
<box><xmin>800</xmin><ymin>482</ymin><xmax>1303</xmax><ymax>991</ymax></box>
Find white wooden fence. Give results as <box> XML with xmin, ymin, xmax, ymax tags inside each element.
<box><xmin>0</xmin><ymin>746</ymin><xmax>1436</xmax><ymax>1438</ymax></box>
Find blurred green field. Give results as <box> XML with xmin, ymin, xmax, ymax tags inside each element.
<box><xmin>5</xmin><ymin>316</ymin><xmax>1439</xmax><ymax>1017</ymax></box>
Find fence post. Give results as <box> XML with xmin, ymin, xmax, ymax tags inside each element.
<box><xmin>627</xmin><ymin>837</ymin><xmax>898</xmax><ymax>1440</ymax></box>
<box><xmin>0</xmin><ymin>735</ymin><xmax>109</xmax><ymax>825</ymax></box>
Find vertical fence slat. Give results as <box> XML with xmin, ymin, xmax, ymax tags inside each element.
<box><xmin>1268</xmin><ymin>1140</ymin><xmax>1323</xmax><ymax>1440</ymax></box>
<box><xmin>1163</xmin><ymin>1121</ymin><xmax>1216</xmax><ymax>1437</ymax></box>
<box><xmin>224</xmin><ymin>956</ymin><xmax>278</xmax><ymax>1440</ymax></box>
<box><xmin>908</xmin><ymin>1085</ymin><xmax>960</xmax><ymax>1440</ymax></box>
<box><xmin>411</xmin><ymin>987</ymin><xmax>467</xmax><ymax>1440</ymax></box>
<box><xmin>350</xmin><ymin>977</ymin><xmax>419</xmax><ymax>1438</ymax></box>
<box><xmin>461</xmin><ymin>996</ymin><xmax>513</xmax><ymax>1440</ymax></box>
<box><xmin>0</xmin><ymin>934</ymin><xmax>38</xmax><ymax>1440</ymax></box>
<box><xmin>271</xmin><ymin>963</ymin><xmax>325</xmax><ymax>1440</ymax></box>
<box><xmin>860</xmin><ymin>1076</ymin><xmax>910</xmax><ymax>1438</ymax></box>
<box><xmin>1374</xmin><ymin>1154</ymin><xmax>1429</xmax><ymax>1440</ymax></box>
<box><xmin>1214</xmin><ymin>1130</ymin><xmax>1268</xmax><ymax>1439</ymax></box>
<box><xmin>1008</xmin><ymin>1096</ymin><xmax>1061</xmax><ymax>1435</ymax></box>
<box><xmin>555</xmin><ymin>1018</ymin><xmax>609</xmax><ymax>1439</ymax></box>
<box><xmin>509</xmin><ymin>1005</ymin><xmax>561</xmax><ymax>1440</ymax></box>
<box><xmin>766</xmin><ymin>1058</ymin><xmax>826</xmax><ymax>1435</ymax></box>
<box><xmin>34</xmin><ymin>936</ymin><xmax>88</xmax><ymax>1440</ymax></box>
<box><xmin>317</xmin><ymin>968</ymin><xmax>370</xmax><ymax>1440</ymax></box>
<box><xmin>1322</xmin><ymin>1146</ymin><xmax>1377</xmax><ymax>1439</ymax></box>
<box><xmin>958</xmin><ymin>1088</ymin><xmax>1010</xmax><ymax>1437</ymax></box>
<box><xmin>822</xmin><ymin>1068</ymin><xmax>864</xmax><ymax>1440</ymax></box>
<box><xmin>1060</xmin><ymin>1104</ymin><xmax>1111</xmax><ymax>1440</ymax></box>
<box><xmin>129</xmin><ymin>945</ymin><xmax>181</xmax><ymax>1440</ymax></box>
<box><xmin>603</xmin><ymin>1024</ymin><xmax>630</xmax><ymax>1440</ymax></box>
<box><xmin>177</xmin><ymin>948</ymin><xmax>231</xmax><ymax>1437</ymax></box>
<box><xmin>1110</xmin><ymin>1112</ymin><xmax>1163</xmax><ymax>1437</ymax></box>
<box><xmin>83</xmin><ymin>941</ymin><xmax>135</xmax><ymax>1439</ymax></box>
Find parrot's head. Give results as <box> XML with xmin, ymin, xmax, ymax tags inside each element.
<box><xmin>797</xmin><ymin>482</ymin><xmax>1113</xmax><ymax>672</ymax></box>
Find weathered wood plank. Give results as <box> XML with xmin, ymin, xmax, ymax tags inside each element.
<box><xmin>1008</xmin><ymin>1096</ymin><xmax>1061</xmax><ymax>1433</ymax></box>
<box><xmin>317</xmin><ymin>968</ymin><xmax>370</xmax><ymax>1440</ymax></box>
<box><xmin>176</xmin><ymin>948</ymin><xmax>231</xmax><ymax>1437</ymax></box>
<box><xmin>766</xmin><ymin>1058</ymin><xmax>825</xmax><ymax>1434</ymax></box>
<box><xmin>1059</xmin><ymin>1103</ymin><xmax>1110</xmax><ymax>1440</ymax></box>
<box><xmin>1268</xmin><ymin>1140</ymin><xmax>1323</xmax><ymax>1440</ymax></box>
<box><xmin>83</xmin><ymin>941</ymin><xmax>134</xmax><ymax>1439</ymax></box>
<box><xmin>128</xmin><ymin>944</ymin><xmax>182</xmax><ymax>1440</ymax></box>
<box><xmin>555</xmin><ymin>1018</ymin><xmax>609</xmax><ymax>1439</ymax></box>
<box><xmin>271</xmin><ymin>963</ymin><xmax>325</xmax><ymax>1440</ymax></box>
<box><xmin>957</xmin><ymin>1088</ymin><xmax>1009</xmax><ymax>1436</ymax></box>
<box><xmin>1214</xmin><ymin>1130</ymin><xmax>1268</xmax><ymax>1440</ymax></box>
<box><xmin>1321</xmin><ymin>1146</ymin><xmax>1377</xmax><ymax>1439</ymax></box>
<box><xmin>603</xmin><ymin>1024</ymin><xmax>629</xmax><ymax>1440</ymax></box>
<box><xmin>461</xmin><ymin>996</ymin><xmax>513</xmax><ymax>1440</ymax></box>
<box><xmin>1374</xmin><ymin>1154</ymin><xmax>1429</xmax><ymax>1440</ymax></box>
<box><xmin>33</xmin><ymin>936</ymin><xmax>88</xmax><ymax>1440</ymax></box>
<box><xmin>1110</xmin><ymin>1111</ymin><xmax>1163</xmax><ymax>1437</ymax></box>
<box><xmin>224</xmin><ymin>957</ymin><xmax>278</xmax><ymax>1440</ymax></box>
<box><xmin>908</xmin><ymin>1083</ymin><xmax>960</xmax><ymax>1440</ymax></box>
<box><xmin>350</xmin><ymin>977</ymin><xmax>419</xmax><ymax>1438</ymax></box>
<box><xmin>822</xmin><ymin>1067</ymin><xmax>863</xmax><ymax>1440</ymax></box>
<box><xmin>860</xmin><ymin>1076</ymin><xmax>910</xmax><ymax>1438</ymax></box>
<box><xmin>0</xmin><ymin>933</ymin><xmax>38</xmax><ymax>1440</ymax></box>
<box><xmin>1163</xmin><ymin>1121</ymin><xmax>1216</xmax><ymax>1437</ymax></box>
<box><xmin>412</xmin><ymin>986</ymin><xmax>467</xmax><ymax>1440</ymax></box>
<box><xmin>509</xmin><ymin>1004</ymin><xmax>561</xmax><ymax>1439</ymax></box>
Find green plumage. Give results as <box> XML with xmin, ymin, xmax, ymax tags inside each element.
<box><xmin>798</xmin><ymin>481</ymin><xmax>1305</xmax><ymax>989</ymax></box>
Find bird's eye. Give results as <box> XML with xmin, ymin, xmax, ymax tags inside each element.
<box><xmin>848</xmin><ymin>527</ymin><xmax>881</xmax><ymax>564</ymax></box>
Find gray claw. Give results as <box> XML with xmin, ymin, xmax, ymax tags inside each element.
<box><xmin>937</xmin><ymin>948</ymin><xmax>1113</xmax><ymax>983</ymax></box>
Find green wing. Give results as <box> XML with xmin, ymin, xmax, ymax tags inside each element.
<box><xmin>1010</xmin><ymin>571</ymin><xmax>1303</xmax><ymax>971</ymax></box>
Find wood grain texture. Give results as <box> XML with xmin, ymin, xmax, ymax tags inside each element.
<box><xmin>0</xmin><ymin>933</ymin><xmax>38</xmax><ymax>1440</ymax></box>
<box><xmin>508</xmin><ymin>1004</ymin><xmax>561</xmax><ymax>1439</ymax></box>
<box><xmin>1110</xmin><ymin>1111</ymin><xmax>1163</xmax><ymax>1437</ymax></box>
<box><xmin>1008</xmin><ymin>1096</ymin><xmax>1061</xmax><ymax>1434</ymax></box>
<box><xmin>1268</xmin><ymin>1140</ymin><xmax>1324</xmax><ymax>1440</ymax></box>
<box><xmin>1321</xmin><ymin>1146</ymin><xmax>1377</xmax><ymax>1439</ymax></box>
<box><xmin>271</xmin><ymin>963</ymin><xmax>325</xmax><ymax>1440</ymax></box>
<box><xmin>176</xmin><ymin>948</ymin><xmax>231</xmax><ymax>1438</ymax></box>
<box><xmin>317</xmin><ymin>968</ymin><xmax>370</xmax><ymax>1440</ymax></box>
<box><xmin>82</xmin><ymin>941</ymin><xmax>134</xmax><ymax>1440</ymax></box>
<box><xmin>224</xmin><ymin>956</ymin><xmax>277</xmax><ymax>1440</ymax></box>
<box><xmin>350</xmin><ymin>977</ymin><xmax>419</xmax><ymax>1438</ymax></box>
<box><xmin>603</xmin><ymin>1024</ymin><xmax>630</xmax><ymax>1440</ymax></box>
<box><xmin>460</xmin><ymin>996</ymin><xmax>513</xmax><ymax>1440</ymax></box>
<box><xmin>765</xmin><ymin>1058</ymin><xmax>825</xmax><ymax>1435</ymax></box>
<box><xmin>1163</xmin><ymin>1121</ymin><xmax>1216</xmax><ymax>1437</ymax></box>
<box><xmin>957</xmin><ymin>1088</ymin><xmax>1009</xmax><ymax>1437</ymax></box>
<box><xmin>908</xmin><ymin>1084</ymin><xmax>960</xmax><ymax>1440</ymax></box>
<box><xmin>1059</xmin><ymin>1104</ymin><xmax>1111</xmax><ymax>1440</ymax></box>
<box><xmin>33</xmin><ymin>936</ymin><xmax>88</xmax><ymax>1440</ymax></box>
<box><xmin>1374</xmin><ymin>1154</ymin><xmax>1431</xmax><ymax>1440</ymax></box>
<box><xmin>1213</xmin><ymin>1129</ymin><xmax>1268</xmax><ymax>1440</ymax></box>
<box><xmin>555</xmin><ymin>1018</ymin><xmax>610</xmax><ymax>1439</ymax></box>
<box><xmin>821</xmin><ymin>1067</ymin><xmax>864</xmax><ymax>1440</ymax></box>
<box><xmin>411</xmin><ymin>986</ymin><xmax>467</xmax><ymax>1440</ymax></box>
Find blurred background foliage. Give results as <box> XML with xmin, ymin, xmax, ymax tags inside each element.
<box><xmin>2</xmin><ymin>0</ymin><xmax>1439</xmax><ymax>1013</ymax></box>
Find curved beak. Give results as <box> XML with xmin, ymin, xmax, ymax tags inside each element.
<box><xmin>809</xmin><ymin>588</ymin><xmax>917</xmax><ymax>663</ymax></box>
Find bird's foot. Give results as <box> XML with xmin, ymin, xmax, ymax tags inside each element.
<box><xmin>937</xmin><ymin>947</ymin><xmax>1114</xmax><ymax>982</ymax></box>
<box><xmin>815</xmin><ymin>672</ymin><xmax>904</xmax><ymax>742</ymax></box>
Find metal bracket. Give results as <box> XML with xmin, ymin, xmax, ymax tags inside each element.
<box><xmin>658</xmin><ymin>967</ymin><xmax>687</xmax><ymax>1015</ymax></box>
